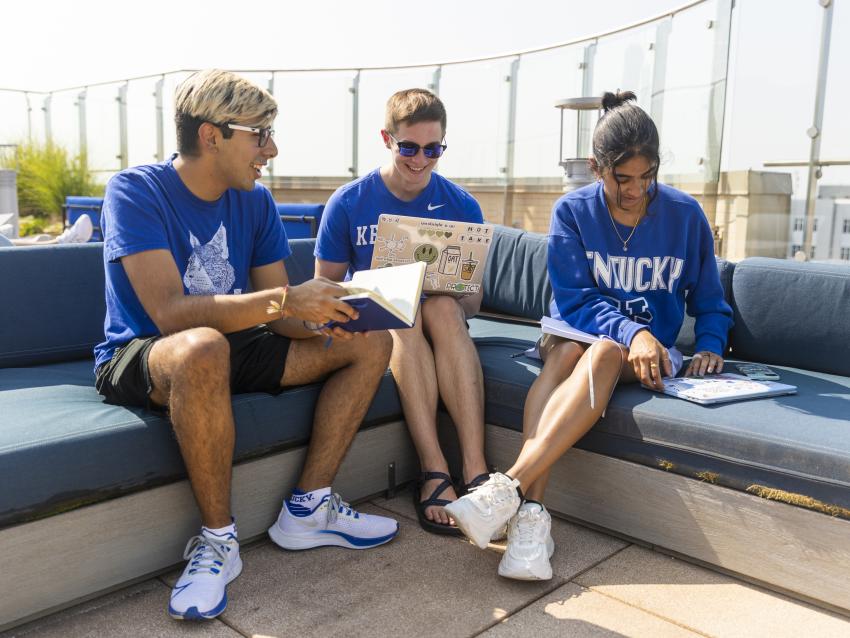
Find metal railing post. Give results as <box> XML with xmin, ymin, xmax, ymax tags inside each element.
<box><xmin>77</xmin><ymin>88</ymin><xmax>88</xmax><ymax>164</ymax></box>
<box><xmin>501</xmin><ymin>57</ymin><xmax>520</xmax><ymax>227</ymax></box>
<box><xmin>649</xmin><ymin>18</ymin><xmax>672</xmax><ymax>132</ymax></box>
<box><xmin>43</xmin><ymin>94</ymin><xmax>52</xmax><ymax>143</ymax></box>
<box><xmin>802</xmin><ymin>0</ymin><xmax>834</xmax><ymax>260</ymax></box>
<box><xmin>25</xmin><ymin>93</ymin><xmax>33</xmax><ymax>141</ymax></box>
<box><xmin>702</xmin><ymin>0</ymin><xmax>735</xmax><ymax>255</ymax></box>
<box><xmin>267</xmin><ymin>74</ymin><xmax>275</xmax><ymax>178</ymax></box>
<box><xmin>349</xmin><ymin>71</ymin><xmax>360</xmax><ymax>178</ymax></box>
<box><xmin>429</xmin><ymin>65</ymin><xmax>442</xmax><ymax>96</ymax></box>
<box><xmin>154</xmin><ymin>76</ymin><xmax>164</xmax><ymax>162</ymax></box>
<box><xmin>578</xmin><ymin>43</ymin><xmax>597</xmax><ymax>157</ymax></box>
<box><xmin>117</xmin><ymin>83</ymin><xmax>129</xmax><ymax>170</ymax></box>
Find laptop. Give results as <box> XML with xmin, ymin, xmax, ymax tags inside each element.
<box><xmin>370</xmin><ymin>214</ymin><xmax>494</xmax><ymax>297</ymax></box>
<box><xmin>646</xmin><ymin>373</ymin><xmax>798</xmax><ymax>405</ymax></box>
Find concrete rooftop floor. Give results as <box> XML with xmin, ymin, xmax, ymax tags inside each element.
<box><xmin>5</xmin><ymin>486</ymin><xmax>850</xmax><ymax>638</ymax></box>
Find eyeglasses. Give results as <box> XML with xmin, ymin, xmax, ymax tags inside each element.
<box><xmin>220</xmin><ymin>123</ymin><xmax>275</xmax><ymax>148</ymax></box>
<box><xmin>386</xmin><ymin>132</ymin><xmax>447</xmax><ymax>159</ymax></box>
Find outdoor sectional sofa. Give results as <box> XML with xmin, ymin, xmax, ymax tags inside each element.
<box><xmin>1</xmin><ymin>226</ymin><xmax>849</xmax><ymax>630</ymax></box>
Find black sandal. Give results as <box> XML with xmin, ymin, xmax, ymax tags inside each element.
<box><xmin>414</xmin><ymin>471</ymin><xmax>463</xmax><ymax>536</ymax></box>
<box><xmin>462</xmin><ymin>472</ymin><xmax>491</xmax><ymax>495</ymax></box>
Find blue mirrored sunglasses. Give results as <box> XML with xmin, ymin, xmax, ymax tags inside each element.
<box><xmin>387</xmin><ymin>132</ymin><xmax>447</xmax><ymax>159</ymax></box>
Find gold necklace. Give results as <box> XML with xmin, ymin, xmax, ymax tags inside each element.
<box><xmin>607</xmin><ymin>197</ymin><xmax>646</xmax><ymax>252</ymax></box>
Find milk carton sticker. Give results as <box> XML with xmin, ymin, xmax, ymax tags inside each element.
<box><xmin>438</xmin><ymin>245</ymin><xmax>462</xmax><ymax>276</ymax></box>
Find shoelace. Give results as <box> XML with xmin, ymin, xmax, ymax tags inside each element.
<box><xmin>512</xmin><ymin>509</ymin><xmax>544</xmax><ymax>546</ymax></box>
<box><xmin>470</xmin><ymin>475</ymin><xmax>519</xmax><ymax>510</ymax></box>
<box><xmin>181</xmin><ymin>535</ymin><xmax>231</xmax><ymax>576</ymax></box>
<box><xmin>326</xmin><ymin>492</ymin><xmax>356</xmax><ymax>524</ymax></box>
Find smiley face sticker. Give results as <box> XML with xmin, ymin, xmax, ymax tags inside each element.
<box><xmin>414</xmin><ymin>243</ymin><xmax>439</xmax><ymax>265</ymax></box>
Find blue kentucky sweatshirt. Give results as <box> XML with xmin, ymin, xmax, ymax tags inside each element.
<box><xmin>547</xmin><ymin>181</ymin><xmax>733</xmax><ymax>355</ymax></box>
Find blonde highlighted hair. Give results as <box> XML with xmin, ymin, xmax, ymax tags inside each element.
<box><xmin>384</xmin><ymin>88</ymin><xmax>446</xmax><ymax>136</ymax></box>
<box><xmin>174</xmin><ymin>69</ymin><xmax>277</xmax><ymax>156</ymax></box>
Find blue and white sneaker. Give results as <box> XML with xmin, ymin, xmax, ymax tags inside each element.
<box><xmin>168</xmin><ymin>531</ymin><xmax>242</xmax><ymax>620</ymax></box>
<box><xmin>268</xmin><ymin>489</ymin><xmax>398</xmax><ymax>550</ymax></box>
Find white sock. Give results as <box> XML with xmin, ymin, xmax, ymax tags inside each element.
<box><xmin>202</xmin><ymin>520</ymin><xmax>237</xmax><ymax>541</ymax></box>
<box><xmin>288</xmin><ymin>487</ymin><xmax>332</xmax><ymax>516</ymax></box>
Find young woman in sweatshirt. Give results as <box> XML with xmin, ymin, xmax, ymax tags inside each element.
<box><xmin>445</xmin><ymin>90</ymin><xmax>734</xmax><ymax>581</ymax></box>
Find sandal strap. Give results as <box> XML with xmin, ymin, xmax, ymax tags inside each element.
<box><xmin>418</xmin><ymin>471</ymin><xmax>454</xmax><ymax>505</ymax></box>
<box><xmin>465</xmin><ymin>472</ymin><xmax>491</xmax><ymax>492</ymax></box>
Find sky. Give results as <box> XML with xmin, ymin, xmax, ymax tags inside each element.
<box><xmin>1</xmin><ymin>0</ymin><xmax>847</xmax><ymax>188</ymax></box>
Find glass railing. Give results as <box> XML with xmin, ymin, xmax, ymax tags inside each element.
<box><xmin>0</xmin><ymin>0</ymin><xmax>846</xmax><ymax>261</ymax></box>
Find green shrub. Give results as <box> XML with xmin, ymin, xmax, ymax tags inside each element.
<box><xmin>0</xmin><ymin>141</ymin><xmax>103</xmax><ymax>220</ymax></box>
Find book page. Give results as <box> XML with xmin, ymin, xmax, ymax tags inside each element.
<box><xmin>341</xmin><ymin>262</ymin><xmax>426</xmax><ymax>324</ymax></box>
<box><xmin>540</xmin><ymin>315</ymin><xmax>600</xmax><ymax>344</ymax></box>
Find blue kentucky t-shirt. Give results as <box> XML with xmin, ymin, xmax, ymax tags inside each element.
<box><xmin>315</xmin><ymin>168</ymin><xmax>484</xmax><ymax>275</ymax></box>
<box><xmin>93</xmin><ymin>155</ymin><xmax>291</xmax><ymax>370</ymax></box>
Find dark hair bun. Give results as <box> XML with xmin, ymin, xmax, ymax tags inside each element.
<box><xmin>601</xmin><ymin>90</ymin><xmax>638</xmax><ymax>113</ymax></box>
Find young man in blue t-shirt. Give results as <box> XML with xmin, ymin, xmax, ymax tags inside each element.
<box><xmin>94</xmin><ymin>70</ymin><xmax>398</xmax><ymax>621</ymax></box>
<box><xmin>315</xmin><ymin>89</ymin><xmax>490</xmax><ymax>535</ymax></box>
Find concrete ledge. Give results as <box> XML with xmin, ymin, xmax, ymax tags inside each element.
<box><xmin>0</xmin><ymin>420</ymin><xmax>417</xmax><ymax>631</ymax></box>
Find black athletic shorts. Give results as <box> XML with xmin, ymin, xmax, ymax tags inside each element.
<box><xmin>95</xmin><ymin>326</ymin><xmax>292</xmax><ymax>410</ymax></box>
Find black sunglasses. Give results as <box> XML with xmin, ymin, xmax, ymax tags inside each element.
<box><xmin>219</xmin><ymin>122</ymin><xmax>275</xmax><ymax>148</ymax></box>
<box><xmin>387</xmin><ymin>132</ymin><xmax>447</xmax><ymax>159</ymax></box>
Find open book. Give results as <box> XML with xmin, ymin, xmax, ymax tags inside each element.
<box><xmin>646</xmin><ymin>373</ymin><xmax>797</xmax><ymax>405</ymax></box>
<box><xmin>328</xmin><ymin>261</ymin><xmax>426</xmax><ymax>332</ymax></box>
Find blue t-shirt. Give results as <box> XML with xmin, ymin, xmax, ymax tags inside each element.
<box><xmin>548</xmin><ymin>181</ymin><xmax>733</xmax><ymax>355</ymax></box>
<box><xmin>315</xmin><ymin>168</ymin><xmax>484</xmax><ymax>275</ymax></box>
<box><xmin>93</xmin><ymin>156</ymin><xmax>291</xmax><ymax>370</ymax></box>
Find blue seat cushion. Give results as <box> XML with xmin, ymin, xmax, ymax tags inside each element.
<box><xmin>0</xmin><ymin>360</ymin><xmax>401</xmax><ymax>528</ymax></box>
<box><xmin>469</xmin><ymin>317</ymin><xmax>850</xmax><ymax>511</ymax></box>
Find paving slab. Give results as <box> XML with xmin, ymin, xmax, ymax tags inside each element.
<box><xmin>2</xmin><ymin>580</ymin><xmax>239</xmax><ymax>638</ymax></box>
<box><xmin>200</xmin><ymin>504</ymin><xmax>564</xmax><ymax>637</ymax></box>
<box><xmin>482</xmin><ymin>581</ymin><xmax>702</xmax><ymax>637</ymax></box>
<box><xmin>574</xmin><ymin>545</ymin><xmax>850</xmax><ymax>638</ymax></box>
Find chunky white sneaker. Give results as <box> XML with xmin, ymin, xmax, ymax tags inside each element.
<box><xmin>268</xmin><ymin>492</ymin><xmax>398</xmax><ymax>550</ymax></box>
<box><xmin>168</xmin><ymin>532</ymin><xmax>242</xmax><ymax>620</ymax></box>
<box><xmin>498</xmin><ymin>502</ymin><xmax>555</xmax><ymax>581</ymax></box>
<box><xmin>55</xmin><ymin>214</ymin><xmax>93</xmax><ymax>244</ymax></box>
<box><xmin>443</xmin><ymin>472</ymin><xmax>521</xmax><ymax>549</ymax></box>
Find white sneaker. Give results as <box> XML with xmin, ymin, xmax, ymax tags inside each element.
<box><xmin>443</xmin><ymin>472</ymin><xmax>521</xmax><ymax>549</ymax></box>
<box><xmin>56</xmin><ymin>214</ymin><xmax>93</xmax><ymax>244</ymax></box>
<box><xmin>268</xmin><ymin>491</ymin><xmax>398</xmax><ymax>550</ymax></box>
<box><xmin>168</xmin><ymin>532</ymin><xmax>242</xmax><ymax>620</ymax></box>
<box><xmin>498</xmin><ymin>502</ymin><xmax>555</xmax><ymax>581</ymax></box>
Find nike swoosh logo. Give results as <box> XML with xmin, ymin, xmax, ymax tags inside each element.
<box><xmin>427</xmin><ymin>203</ymin><xmax>446</xmax><ymax>211</ymax></box>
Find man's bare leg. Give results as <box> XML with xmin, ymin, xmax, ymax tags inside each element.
<box><xmin>147</xmin><ymin>327</ymin><xmax>235</xmax><ymax>528</ymax></box>
<box><xmin>422</xmin><ymin>296</ymin><xmax>488</xmax><ymax>488</ymax></box>
<box><xmin>389</xmin><ymin>312</ymin><xmax>457</xmax><ymax>525</ymax></box>
<box><xmin>280</xmin><ymin>331</ymin><xmax>393</xmax><ymax>491</ymax></box>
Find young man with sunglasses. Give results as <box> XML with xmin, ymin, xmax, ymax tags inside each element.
<box><xmin>94</xmin><ymin>69</ymin><xmax>398</xmax><ymax>621</ymax></box>
<box><xmin>315</xmin><ymin>88</ymin><xmax>491</xmax><ymax>536</ymax></box>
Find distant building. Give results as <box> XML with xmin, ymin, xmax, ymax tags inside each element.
<box><xmin>788</xmin><ymin>185</ymin><xmax>850</xmax><ymax>262</ymax></box>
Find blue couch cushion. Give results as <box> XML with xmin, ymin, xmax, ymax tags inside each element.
<box><xmin>0</xmin><ymin>360</ymin><xmax>401</xmax><ymax>528</ymax></box>
<box><xmin>469</xmin><ymin>317</ymin><xmax>850</xmax><ymax>512</ymax></box>
<box><xmin>481</xmin><ymin>227</ymin><xmax>550</xmax><ymax>320</ymax></box>
<box><xmin>0</xmin><ymin>244</ymin><xmax>106</xmax><ymax>368</ymax></box>
<box><xmin>731</xmin><ymin>258</ymin><xmax>850</xmax><ymax>376</ymax></box>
